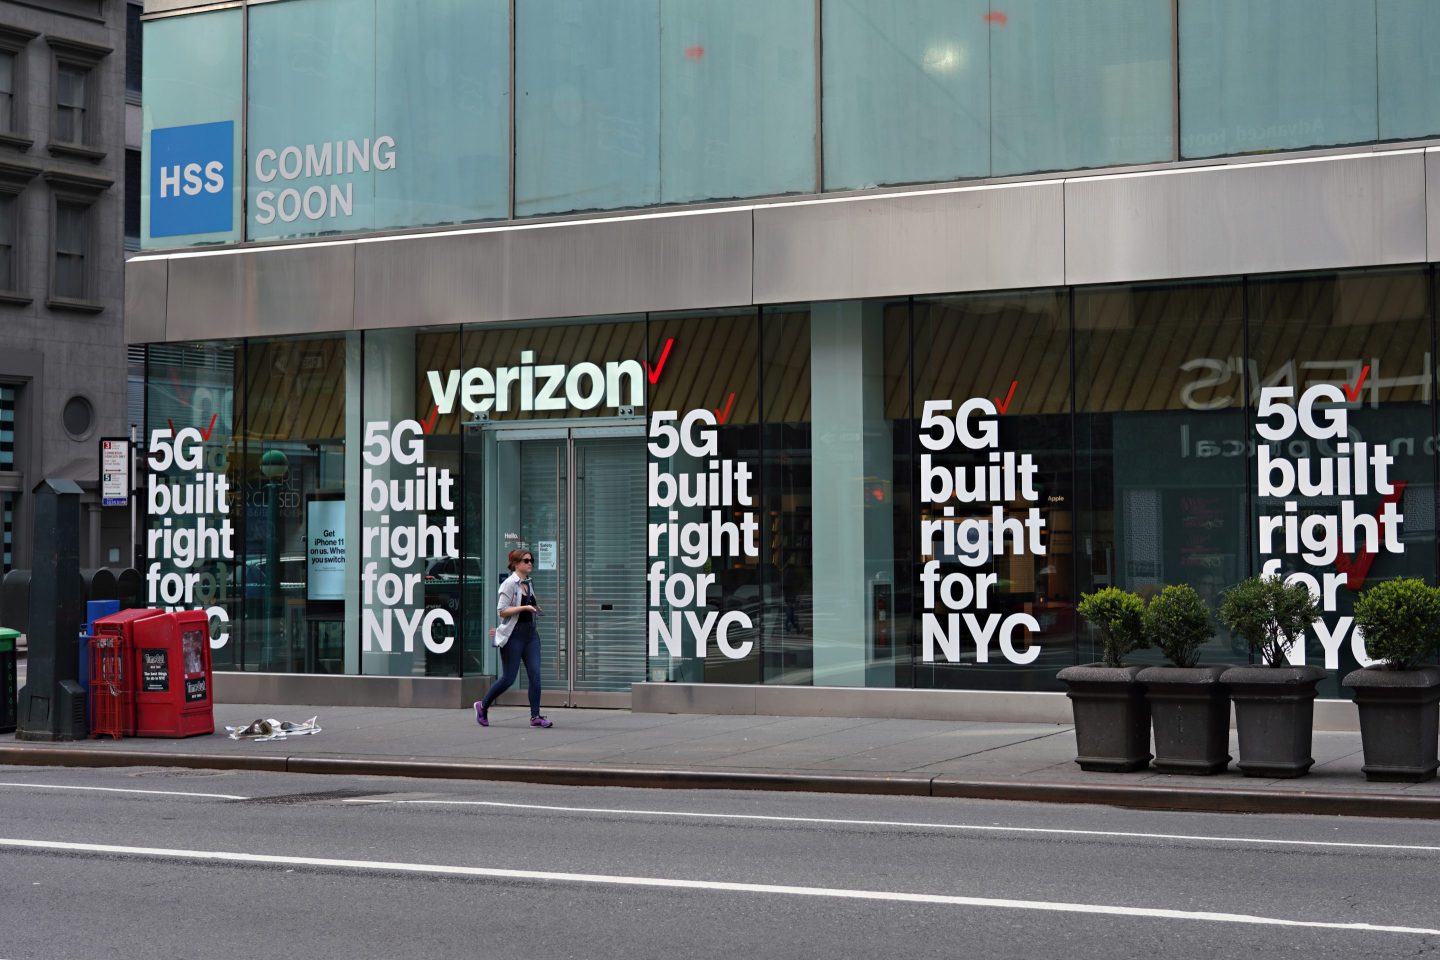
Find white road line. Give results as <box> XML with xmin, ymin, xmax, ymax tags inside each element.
<box><xmin>0</xmin><ymin>836</ymin><xmax>1434</xmax><ymax>936</ymax></box>
<box><xmin>340</xmin><ymin>798</ymin><xmax>1440</xmax><ymax>854</ymax></box>
<box><xmin>0</xmin><ymin>781</ymin><xmax>249</xmax><ymax>801</ymax></box>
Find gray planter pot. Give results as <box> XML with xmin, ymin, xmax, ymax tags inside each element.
<box><xmin>1219</xmin><ymin>664</ymin><xmax>1326</xmax><ymax>778</ymax></box>
<box><xmin>1342</xmin><ymin>666</ymin><xmax>1440</xmax><ymax>783</ymax></box>
<box><xmin>1137</xmin><ymin>665</ymin><xmax>1231</xmax><ymax>775</ymax></box>
<box><xmin>1056</xmin><ymin>663</ymin><xmax>1151</xmax><ymax>772</ymax></box>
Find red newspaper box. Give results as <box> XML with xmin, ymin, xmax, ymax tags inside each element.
<box><xmin>133</xmin><ymin>609</ymin><xmax>215</xmax><ymax>738</ymax></box>
<box><xmin>90</xmin><ymin>608</ymin><xmax>167</xmax><ymax>739</ymax></box>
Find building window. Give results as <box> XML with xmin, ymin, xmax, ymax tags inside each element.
<box><xmin>0</xmin><ymin>192</ymin><xmax>17</xmax><ymax>291</ymax></box>
<box><xmin>0</xmin><ymin>25</ymin><xmax>37</xmax><ymax>143</ymax></box>
<box><xmin>0</xmin><ymin>51</ymin><xmax>15</xmax><ymax>134</ymax></box>
<box><xmin>1</xmin><ymin>385</ymin><xmax>15</xmax><ymax>575</ymax></box>
<box><xmin>125</xmin><ymin>1</ymin><xmax>142</xmax><ymax>100</ymax></box>
<box><xmin>123</xmin><ymin>149</ymin><xmax>139</xmax><ymax>252</ymax></box>
<box><xmin>43</xmin><ymin>35</ymin><xmax>110</xmax><ymax>158</ymax></box>
<box><xmin>55</xmin><ymin>62</ymin><xmax>88</xmax><ymax>145</ymax></box>
<box><xmin>0</xmin><ymin>384</ymin><xmax>14</xmax><ymax>471</ymax></box>
<box><xmin>62</xmin><ymin>394</ymin><xmax>93</xmax><ymax>439</ymax></box>
<box><xmin>53</xmin><ymin>198</ymin><xmax>88</xmax><ymax>300</ymax></box>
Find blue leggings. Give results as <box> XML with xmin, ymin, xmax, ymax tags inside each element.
<box><xmin>482</xmin><ymin>622</ymin><xmax>543</xmax><ymax>716</ymax></box>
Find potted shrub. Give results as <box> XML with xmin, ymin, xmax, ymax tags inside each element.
<box><xmin>1217</xmin><ymin>576</ymin><xmax>1324</xmax><ymax>778</ymax></box>
<box><xmin>1345</xmin><ymin>578</ymin><xmax>1440</xmax><ymax>782</ymax></box>
<box><xmin>1137</xmin><ymin>584</ymin><xmax>1230</xmax><ymax>775</ymax></box>
<box><xmin>1059</xmin><ymin>587</ymin><xmax>1151</xmax><ymax>772</ymax></box>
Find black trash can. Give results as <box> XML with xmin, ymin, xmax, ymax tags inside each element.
<box><xmin>0</xmin><ymin>627</ymin><xmax>18</xmax><ymax>734</ymax></box>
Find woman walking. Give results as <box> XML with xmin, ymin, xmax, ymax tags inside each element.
<box><xmin>474</xmin><ymin>548</ymin><xmax>553</xmax><ymax>728</ymax></box>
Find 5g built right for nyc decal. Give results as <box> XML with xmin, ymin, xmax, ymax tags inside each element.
<box><xmin>917</xmin><ymin>385</ymin><xmax>1046</xmax><ymax>666</ymax></box>
<box><xmin>1255</xmin><ymin>375</ymin><xmax>1396</xmax><ymax>668</ymax></box>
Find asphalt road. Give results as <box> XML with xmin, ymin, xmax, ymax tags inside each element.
<box><xmin>1</xmin><ymin>765</ymin><xmax>1439</xmax><ymax>960</ymax></box>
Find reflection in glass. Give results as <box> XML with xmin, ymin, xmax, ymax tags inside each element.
<box><xmin>1247</xmin><ymin>269</ymin><xmax>1435</xmax><ymax>697</ymax></box>
<box><xmin>245</xmin><ymin>336</ymin><xmax>346</xmax><ymax>673</ymax></box>
<box><xmin>1074</xmin><ymin>280</ymin><xmax>1247</xmax><ymax>667</ymax></box>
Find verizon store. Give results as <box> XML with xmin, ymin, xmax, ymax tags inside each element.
<box><xmin>129</xmin><ymin>0</ymin><xmax>1440</xmax><ymax>717</ymax></box>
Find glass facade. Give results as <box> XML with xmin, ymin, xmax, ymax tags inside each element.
<box><xmin>140</xmin><ymin>265</ymin><xmax>1440</xmax><ymax>695</ymax></box>
<box><xmin>143</xmin><ymin>0</ymin><xmax>1440</xmax><ymax>249</ymax></box>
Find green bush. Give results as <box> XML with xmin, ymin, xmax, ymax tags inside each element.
<box><xmin>1076</xmin><ymin>587</ymin><xmax>1148</xmax><ymax>667</ymax></box>
<box><xmin>1217</xmin><ymin>576</ymin><xmax>1319</xmax><ymax>667</ymax></box>
<box><xmin>1144</xmin><ymin>584</ymin><xmax>1214</xmax><ymax>668</ymax></box>
<box><xmin>1353</xmin><ymin>578</ymin><xmax>1440</xmax><ymax>671</ymax></box>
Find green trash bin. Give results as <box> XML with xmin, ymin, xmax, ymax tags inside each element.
<box><xmin>0</xmin><ymin>627</ymin><xmax>17</xmax><ymax>734</ymax></box>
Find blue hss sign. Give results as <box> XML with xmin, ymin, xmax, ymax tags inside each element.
<box><xmin>149</xmin><ymin>120</ymin><xmax>233</xmax><ymax>237</ymax></box>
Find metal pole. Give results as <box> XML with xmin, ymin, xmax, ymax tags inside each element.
<box><xmin>264</xmin><ymin>478</ymin><xmax>277</xmax><ymax>671</ymax></box>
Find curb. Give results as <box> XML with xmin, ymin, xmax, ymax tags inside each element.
<box><xmin>4</xmin><ymin>744</ymin><xmax>1440</xmax><ymax>818</ymax></box>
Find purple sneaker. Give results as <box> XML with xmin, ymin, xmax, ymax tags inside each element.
<box><xmin>529</xmin><ymin>715</ymin><xmax>553</xmax><ymax>728</ymax></box>
<box><xmin>474</xmin><ymin>701</ymin><xmax>488</xmax><ymax>727</ymax></box>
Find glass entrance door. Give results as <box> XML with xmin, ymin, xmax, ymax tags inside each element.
<box><xmin>490</xmin><ymin>426</ymin><xmax>646</xmax><ymax>706</ymax></box>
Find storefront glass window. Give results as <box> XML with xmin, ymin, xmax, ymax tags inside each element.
<box><xmin>646</xmin><ymin>309</ymin><xmax>762</xmax><ymax>685</ymax></box>
<box><xmin>141</xmin><ymin>10</ymin><xmax>242</xmax><ymax>247</ymax></box>
<box><xmin>658</xmin><ymin>0</ymin><xmax>814</xmax><ymax>203</ymax></box>
<box><xmin>243</xmin><ymin>336</ymin><xmax>347</xmax><ymax>673</ymax></box>
<box><xmin>374</xmin><ymin>0</ymin><xmax>508</xmax><ymax>229</ymax></box>
<box><xmin>759</xmin><ymin>307</ymin><xmax>814</xmax><ymax>684</ymax></box>
<box><xmin>1377</xmin><ymin>0</ymin><xmax>1440</xmax><ymax>141</ymax></box>
<box><xmin>515</xmin><ymin>0</ymin><xmax>660</xmax><ymax>216</ymax></box>
<box><xmin>143</xmin><ymin>343</ymin><xmax>242</xmax><ymax>669</ymax></box>
<box><xmin>248</xmin><ymin>0</ymin><xmax>507</xmax><ymax>241</ymax></box>
<box><xmin>1074</xmin><ymin>280</ymin><xmax>1247</xmax><ymax>667</ymax></box>
<box><xmin>1180</xmin><ymin>0</ymin><xmax>1378</xmax><ymax>158</ymax></box>
<box><xmin>990</xmin><ymin>0</ymin><xmax>1172</xmax><ymax>175</ymax></box>
<box><xmin>1247</xmin><ymin>269</ymin><xmax>1436</xmax><ymax>697</ymax></box>
<box><xmin>911</xmin><ymin>291</ymin><xmax>1072</xmax><ymax>691</ymax></box>
<box><xmin>822</xmin><ymin>0</ymin><xmax>990</xmax><ymax>190</ymax></box>
<box><xmin>517</xmin><ymin>0</ymin><xmax>813</xmax><ymax>215</ymax></box>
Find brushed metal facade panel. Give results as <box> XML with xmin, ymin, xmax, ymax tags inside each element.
<box><xmin>124</xmin><ymin>257</ymin><xmax>168</xmax><ymax>344</ymax></box>
<box><xmin>165</xmin><ymin>245</ymin><xmax>357</xmax><ymax>342</ymax></box>
<box><xmin>214</xmin><ymin>671</ymin><xmax>489</xmax><ymax>709</ymax></box>
<box><xmin>355</xmin><ymin>210</ymin><xmax>753</xmax><ymax>330</ymax></box>
<box><xmin>1429</xmin><ymin>148</ymin><xmax>1440</xmax><ymax>262</ymax></box>
<box><xmin>1065</xmin><ymin>151</ymin><xmax>1429</xmax><ymax>286</ymax></box>
<box><xmin>751</xmin><ymin>182</ymin><xmax>1066</xmax><ymax>304</ymax></box>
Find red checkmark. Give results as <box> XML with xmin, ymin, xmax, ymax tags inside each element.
<box><xmin>420</xmin><ymin>404</ymin><xmax>439</xmax><ymax>435</ymax></box>
<box><xmin>646</xmin><ymin>338</ymin><xmax>675</xmax><ymax>385</ymax></box>
<box><xmin>167</xmin><ymin>418</ymin><xmax>175</xmax><ymax>436</ymax></box>
<box><xmin>199</xmin><ymin>413</ymin><xmax>218</xmax><ymax>441</ymax></box>
<box><xmin>714</xmin><ymin>392</ymin><xmax>736</xmax><ymax>425</ymax></box>
<box><xmin>994</xmin><ymin>380</ymin><xmax>1018</xmax><ymax>415</ymax></box>
<box><xmin>1333</xmin><ymin>481</ymin><xmax>1406</xmax><ymax>589</ymax></box>
<box><xmin>1342</xmin><ymin>365</ymin><xmax>1370</xmax><ymax>403</ymax></box>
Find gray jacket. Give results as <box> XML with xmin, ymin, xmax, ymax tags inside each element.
<box><xmin>494</xmin><ymin>572</ymin><xmax>535</xmax><ymax>647</ymax></box>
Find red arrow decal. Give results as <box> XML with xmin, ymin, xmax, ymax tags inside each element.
<box><xmin>994</xmin><ymin>380</ymin><xmax>1018</xmax><ymax>415</ymax></box>
<box><xmin>714</xmin><ymin>392</ymin><xmax>736</xmax><ymax>425</ymax></box>
<box><xmin>199</xmin><ymin>413</ymin><xmax>218</xmax><ymax>441</ymax></box>
<box><xmin>1342</xmin><ymin>364</ymin><xmax>1370</xmax><ymax>403</ymax></box>
<box><xmin>646</xmin><ymin>338</ymin><xmax>675</xmax><ymax>385</ymax></box>
<box><xmin>420</xmin><ymin>404</ymin><xmax>440</xmax><ymax>435</ymax></box>
<box><xmin>1333</xmin><ymin>481</ymin><xmax>1407</xmax><ymax>589</ymax></box>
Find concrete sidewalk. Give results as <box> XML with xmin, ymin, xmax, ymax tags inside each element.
<box><xmin>4</xmin><ymin>700</ymin><xmax>1440</xmax><ymax>819</ymax></box>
